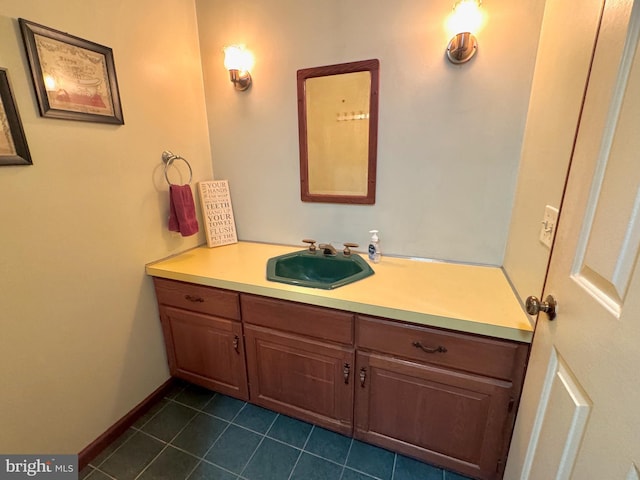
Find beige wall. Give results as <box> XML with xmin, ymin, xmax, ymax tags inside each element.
<box><xmin>0</xmin><ymin>0</ymin><xmax>212</xmax><ymax>452</ymax></box>
<box><xmin>503</xmin><ymin>0</ymin><xmax>603</xmax><ymax>304</ymax></box>
<box><xmin>196</xmin><ymin>0</ymin><xmax>546</xmax><ymax>265</ymax></box>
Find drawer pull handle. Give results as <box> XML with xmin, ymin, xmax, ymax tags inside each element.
<box><xmin>343</xmin><ymin>363</ymin><xmax>350</xmax><ymax>384</ymax></box>
<box><xmin>233</xmin><ymin>335</ymin><xmax>240</xmax><ymax>353</ymax></box>
<box><xmin>412</xmin><ymin>341</ymin><xmax>447</xmax><ymax>354</ymax></box>
<box><xmin>359</xmin><ymin>367</ymin><xmax>367</xmax><ymax>388</ymax></box>
<box><xmin>184</xmin><ymin>294</ymin><xmax>204</xmax><ymax>303</ymax></box>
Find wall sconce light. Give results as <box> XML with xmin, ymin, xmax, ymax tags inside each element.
<box><xmin>224</xmin><ymin>45</ymin><xmax>253</xmax><ymax>91</ymax></box>
<box><xmin>446</xmin><ymin>0</ymin><xmax>482</xmax><ymax>64</ymax></box>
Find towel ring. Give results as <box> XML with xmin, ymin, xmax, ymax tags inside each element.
<box><xmin>162</xmin><ymin>150</ymin><xmax>193</xmax><ymax>186</ymax></box>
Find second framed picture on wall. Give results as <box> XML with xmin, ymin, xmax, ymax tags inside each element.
<box><xmin>0</xmin><ymin>68</ymin><xmax>32</xmax><ymax>166</ymax></box>
<box><xmin>18</xmin><ymin>18</ymin><xmax>124</xmax><ymax>125</ymax></box>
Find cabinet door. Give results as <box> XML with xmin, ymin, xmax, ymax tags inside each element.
<box><xmin>355</xmin><ymin>351</ymin><xmax>512</xmax><ymax>480</ymax></box>
<box><xmin>160</xmin><ymin>306</ymin><xmax>248</xmax><ymax>400</ymax></box>
<box><xmin>244</xmin><ymin>324</ymin><xmax>354</xmax><ymax>435</ymax></box>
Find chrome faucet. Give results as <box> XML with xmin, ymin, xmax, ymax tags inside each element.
<box><xmin>318</xmin><ymin>243</ymin><xmax>337</xmax><ymax>256</ymax></box>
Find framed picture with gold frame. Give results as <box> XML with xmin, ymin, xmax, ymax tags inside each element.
<box><xmin>0</xmin><ymin>68</ymin><xmax>32</xmax><ymax>166</ymax></box>
<box><xmin>19</xmin><ymin>18</ymin><xmax>124</xmax><ymax>125</ymax></box>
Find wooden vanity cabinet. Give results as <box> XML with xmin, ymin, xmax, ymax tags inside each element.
<box><xmin>153</xmin><ymin>278</ymin><xmax>248</xmax><ymax>400</ymax></box>
<box><xmin>241</xmin><ymin>295</ymin><xmax>355</xmax><ymax>435</ymax></box>
<box><xmin>354</xmin><ymin>315</ymin><xmax>529</xmax><ymax>480</ymax></box>
<box><xmin>151</xmin><ymin>278</ymin><xmax>529</xmax><ymax>479</ymax></box>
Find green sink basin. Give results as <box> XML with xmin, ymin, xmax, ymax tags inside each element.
<box><xmin>266</xmin><ymin>250</ymin><xmax>374</xmax><ymax>289</ymax></box>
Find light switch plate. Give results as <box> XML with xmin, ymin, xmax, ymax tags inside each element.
<box><xmin>539</xmin><ymin>205</ymin><xmax>559</xmax><ymax>248</ymax></box>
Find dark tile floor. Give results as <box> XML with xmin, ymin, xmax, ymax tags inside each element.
<box><xmin>80</xmin><ymin>381</ymin><xmax>472</xmax><ymax>480</ymax></box>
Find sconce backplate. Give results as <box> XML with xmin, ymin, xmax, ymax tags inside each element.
<box><xmin>447</xmin><ymin>32</ymin><xmax>478</xmax><ymax>64</ymax></box>
<box><xmin>229</xmin><ymin>69</ymin><xmax>252</xmax><ymax>91</ymax></box>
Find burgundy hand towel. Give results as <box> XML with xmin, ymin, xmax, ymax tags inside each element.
<box><xmin>168</xmin><ymin>184</ymin><xmax>199</xmax><ymax>237</ymax></box>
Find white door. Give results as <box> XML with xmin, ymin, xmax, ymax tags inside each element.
<box><xmin>505</xmin><ymin>0</ymin><xmax>640</xmax><ymax>479</ymax></box>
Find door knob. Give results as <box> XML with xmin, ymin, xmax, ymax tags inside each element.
<box><xmin>525</xmin><ymin>295</ymin><xmax>557</xmax><ymax>320</ymax></box>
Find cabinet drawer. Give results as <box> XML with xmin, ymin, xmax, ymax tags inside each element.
<box><xmin>356</xmin><ymin>315</ymin><xmax>526</xmax><ymax>381</ymax></box>
<box><xmin>241</xmin><ymin>295</ymin><xmax>354</xmax><ymax>345</ymax></box>
<box><xmin>153</xmin><ymin>278</ymin><xmax>240</xmax><ymax>320</ymax></box>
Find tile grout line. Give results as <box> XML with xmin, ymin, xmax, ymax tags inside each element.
<box><xmin>341</xmin><ymin>438</ymin><xmax>395</xmax><ymax>480</ymax></box>
<box><xmin>192</xmin><ymin>398</ymin><xmax>250</xmax><ymax>477</ymax></box>
<box><xmin>237</xmin><ymin>409</ymin><xmax>280</xmax><ymax>478</ymax></box>
<box><xmin>180</xmin><ymin>391</ymin><xmax>221</xmax><ymax>480</ymax></box>
<box><xmin>186</xmin><ymin>428</ymin><xmax>235</xmax><ymax>474</ymax></box>
<box><xmin>131</xmin><ymin>394</ymin><xmax>204</xmax><ymax>480</ymax></box>
<box><xmin>285</xmin><ymin>421</ymin><xmax>316</xmax><ymax>480</ymax></box>
<box><xmin>181</xmin><ymin>461</ymin><xmax>201</xmax><ymax>480</ymax></box>
<box><xmin>343</xmin><ymin>467</ymin><xmax>383</xmax><ymax>480</ymax></box>
<box><xmin>131</xmin><ymin>443</ymin><xmax>170</xmax><ymax>480</ymax></box>
<box><xmin>391</xmin><ymin>453</ymin><xmax>398</xmax><ymax>480</ymax></box>
<box><xmin>85</xmin><ymin>466</ymin><xmax>118</xmax><ymax>480</ymax></box>
<box><xmin>237</xmin><ymin>432</ymin><xmax>268</xmax><ymax>478</ymax></box>
<box><xmin>338</xmin><ymin>437</ymin><xmax>355</xmax><ymax>480</ymax></box>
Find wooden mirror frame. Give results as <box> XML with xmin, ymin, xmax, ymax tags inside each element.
<box><xmin>297</xmin><ymin>59</ymin><xmax>379</xmax><ymax>204</ymax></box>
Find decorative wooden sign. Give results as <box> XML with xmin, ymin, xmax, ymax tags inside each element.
<box><xmin>198</xmin><ymin>180</ymin><xmax>238</xmax><ymax>247</ymax></box>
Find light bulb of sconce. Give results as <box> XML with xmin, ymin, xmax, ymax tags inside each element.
<box><xmin>447</xmin><ymin>0</ymin><xmax>483</xmax><ymax>36</ymax></box>
<box><xmin>223</xmin><ymin>45</ymin><xmax>254</xmax><ymax>74</ymax></box>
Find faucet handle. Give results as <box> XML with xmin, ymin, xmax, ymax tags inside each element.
<box><xmin>343</xmin><ymin>243</ymin><xmax>358</xmax><ymax>256</ymax></box>
<box><xmin>302</xmin><ymin>239</ymin><xmax>317</xmax><ymax>252</ymax></box>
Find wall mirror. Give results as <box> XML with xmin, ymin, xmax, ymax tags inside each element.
<box><xmin>297</xmin><ymin>59</ymin><xmax>379</xmax><ymax>204</ymax></box>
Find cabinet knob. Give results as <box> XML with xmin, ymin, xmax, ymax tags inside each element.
<box><xmin>233</xmin><ymin>335</ymin><xmax>240</xmax><ymax>353</ymax></box>
<box><xmin>359</xmin><ymin>367</ymin><xmax>367</xmax><ymax>388</ymax></box>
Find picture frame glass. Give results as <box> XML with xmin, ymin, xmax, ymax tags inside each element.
<box><xmin>0</xmin><ymin>95</ymin><xmax>18</xmax><ymax>156</ymax></box>
<box><xmin>34</xmin><ymin>33</ymin><xmax>116</xmax><ymax>118</ymax></box>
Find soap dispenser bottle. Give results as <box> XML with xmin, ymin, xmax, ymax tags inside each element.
<box><xmin>368</xmin><ymin>230</ymin><xmax>381</xmax><ymax>263</ymax></box>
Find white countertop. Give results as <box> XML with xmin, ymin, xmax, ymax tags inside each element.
<box><xmin>146</xmin><ymin>242</ymin><xmax>533</xmax><ymax>343</ymax></box>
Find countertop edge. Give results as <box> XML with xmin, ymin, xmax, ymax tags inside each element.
<box><xmin>145</xmin><ymin>265</ymin><xmax>534</xmax><ymax>344</ymax></box>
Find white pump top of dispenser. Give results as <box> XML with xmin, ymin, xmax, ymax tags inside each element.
<box><xmin>369</xmin><ymin>230</ymin><xmax>379</xmax><ymax>242</ymax></box>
